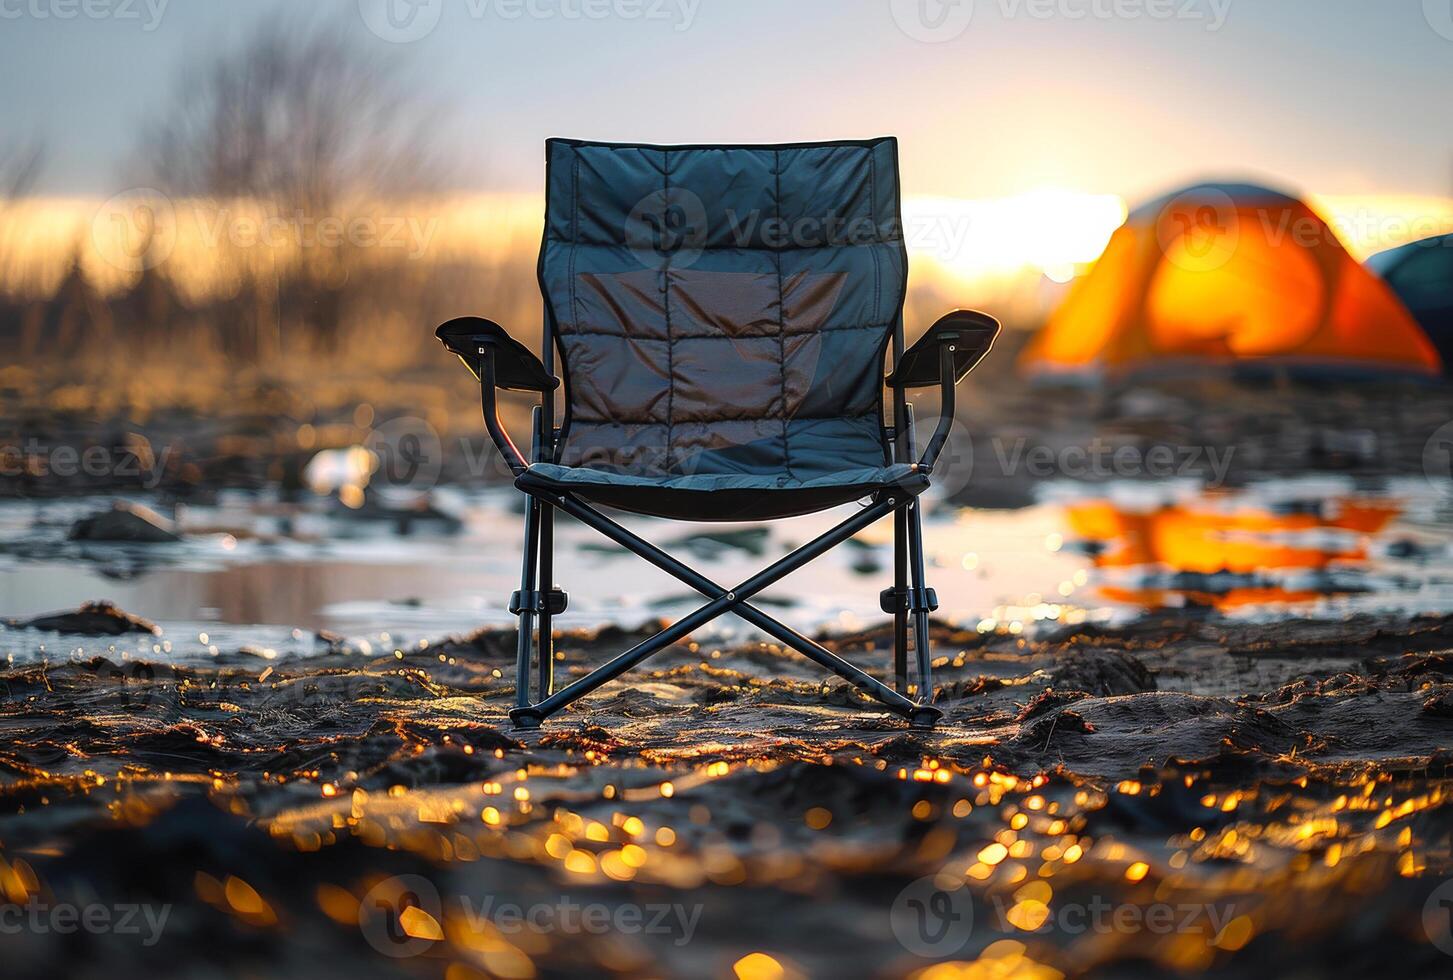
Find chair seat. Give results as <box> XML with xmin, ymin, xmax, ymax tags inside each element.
<box><xmin>517</xmin><ymin>462</ymin><xmax>929</xmax><ymax>521</ymax></box>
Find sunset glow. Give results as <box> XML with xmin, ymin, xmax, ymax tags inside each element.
<box><xmin>7</xmin><ymin>188</ymin><xmax>1451</xmax><ymax>307</ymax></box>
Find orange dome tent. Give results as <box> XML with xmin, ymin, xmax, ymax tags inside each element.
<box><xmin>1019</xmin><ymin>182</ymin><xmax>1441</xmax><ymax>380</ymax></box>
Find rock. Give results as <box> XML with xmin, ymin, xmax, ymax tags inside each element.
<box><xmin>341</xmin><ymin>492</ymin><xmax>464</xmax><ymax>535</ymax></box>
<box><xmin>1047</xmin><ymin>649</ymin><xmax>1157</xmax><ymax>696</ymax></box>
<box><xmin>1422</xmin><ymin>691</ymin><xmax>1453</xmax><ymax>719</ymax></box>
<box><xmin>1019</xmin><ymin>707</ymin><xmax>1097</xmax><ymax>748</ymax></box>
<box><xmin>1017</xmin><ymin>688</ymin><xmax>1090</xmax><ymax>722</ymax></box>
<box><xmin>314</xmin><ymin>628</ymin><xmax>349</xmax><ymax>654</ymax></box>
<box><xmin>69</xmin><ymin>501</ymin><xmax>180</xmax><ymax>543</ymax></box>
<box><xmin>997</xmin><ymin>691</ymin><xmax>1307</xmax><ymax>776</ymax></box>
<box><xmin>10</xmin><ymin>600</ymin><xmax>160</xmax><ymax>635</ymax></box>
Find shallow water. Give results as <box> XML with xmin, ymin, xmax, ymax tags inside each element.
<box><xmin>4</xmin><ymin>475</ymin><xmax>1453</xmax><ymax>666</ymax></box>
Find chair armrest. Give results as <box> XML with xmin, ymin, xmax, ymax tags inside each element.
<box><xmin>885</xmin><ymin>310</ymin><xmax>1001</xmax><ymax>389</ymax></box>
<box><xmin>436</xmin><ymin>316</ymin><xmax>556</xmax><ymax>477</ymax></box>
<box><xmin>886</xmin><ymin>310</ymin><xmax>1000</xmax><ymax>473</ymax></box>
<box><xmin>435</xmin><ymin>316</ymin><xmax>559</xmax><ymax>392</ymax></box>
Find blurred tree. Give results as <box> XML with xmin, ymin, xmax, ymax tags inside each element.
<box><xmin>137</xmin><ymin>18</ymin><xmax>441</xmax><ymax>214</ymax></box>
<box><xmin>0</xmin><ymin>139</ymin><xmax>46</xmax><ymax>350</ymax></box>
<box><xmin>132</xmin><ymin>17</ymin><xmax>447</xmax><ymax>356</ymax></box>
<box><xmin>0</xmin><ymin>141</ymin><xmax>44</xmax><ymax>202</ymax></box>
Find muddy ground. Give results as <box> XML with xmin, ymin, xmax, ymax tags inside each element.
<box><xmin>1</xmin><ymin>603</ymin><xmax>1451</xmax><ymax>978</ymax></box>
<box><xmin>4</xmin><ymin>369</ymin><xmax>1453</xmax><ymax>977</ymax></box>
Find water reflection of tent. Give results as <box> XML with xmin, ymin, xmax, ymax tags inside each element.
<box><xmin>1368</xmin><ymin>233</ymin><xmax>1453</xmax><ymax>373</ymax></box>
<box><xmin>1020</xmin><ymin>182</ymin><xmax>1442</xmax><ymax>380</ymax></box>
<box><xmin>1065</xmin><ymin>496</ymin><xmax>1401</xmax><ymax>610</ymax></box>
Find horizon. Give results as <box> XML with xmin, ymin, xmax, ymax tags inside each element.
<box><xmin>6</xmin><ymin>186</ymin><xmax>1451</xmax><ymax>317</ymax></box>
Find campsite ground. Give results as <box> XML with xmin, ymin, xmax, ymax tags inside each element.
<box><xmin>4</xmin><ymin>367</ymin><xmax>1453</xmax><ymax>977</ymax></box>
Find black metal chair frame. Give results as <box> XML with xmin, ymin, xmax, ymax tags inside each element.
<box><xmin>439</xmin><ymin>307</ymin><xmax>997</xmax><ymax>730</ymax></box>
<box><xmin>436</xmin><ymin>144</ymin><xmax>999</xmax><ymax>731</ymax></box>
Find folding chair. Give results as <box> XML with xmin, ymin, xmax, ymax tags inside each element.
<box><xmin>436</xmin><ymin>137</ymin><xmax>999</xmax><ymax>729</ymax></box>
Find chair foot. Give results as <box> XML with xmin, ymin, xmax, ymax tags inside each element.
<box><xmin>909</xmin><ymin>705</ymin><xmax>943</xmax><ymax>730</ymax></box>
<box><xmin>508</xmin><ymin>706</ymin><xmax>545</xmax><ymax>730</ymax></box>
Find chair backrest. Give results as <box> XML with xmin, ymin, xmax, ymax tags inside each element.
<box><xmin>538</xmin><ymin>137</ymin><xmax>907</xmax><ymax>480</ymax></box>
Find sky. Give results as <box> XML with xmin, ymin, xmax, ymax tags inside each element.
<box><xmin>3</xmin><ymin>0</ymin><xmax>1452</xmax><ymax>206</ymax></box>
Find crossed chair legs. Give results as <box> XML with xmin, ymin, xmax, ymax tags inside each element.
<box><xmin>503</xmin><ymin>483</ymin><xmax>943</xmax><ymax>731</ymax></box>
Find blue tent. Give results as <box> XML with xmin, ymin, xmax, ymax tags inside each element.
<box><xmin>1368</xmin><ymin>234</ymin><xmax>1453</xmax><ymax>373</ymax></box>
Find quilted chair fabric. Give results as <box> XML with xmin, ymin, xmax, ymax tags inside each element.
<box><xmin>526</xmin><ymin>137</ymin><xmax>924</xmax><ymax>519</ymax></box>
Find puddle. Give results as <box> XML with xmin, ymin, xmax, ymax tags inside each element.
<box><xmin>3</xmin><ymin>475</ymin><xmax>1452</xmax><ymax>664</ymax></box>
<box><xmin>1044</xmin><ymin>475</ymin><xmax>1453</xmax><ymax>621</ymax></box>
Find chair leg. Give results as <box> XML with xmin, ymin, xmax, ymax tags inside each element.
<box><xmin>893</xmin><ymin>503</ymin><xmax>910</xmax><ymax>693</ymax></box>
<box><xmin>520</xmin><ymin>494</ymin><xmax>903</xmax><ymax>721</ymax></box>
<box><xmin>506</xmin><ymin>489</ymin><xmax>934</xmax><ymax>728</ymax></box>
<box><xmin>536</xmin><ymin>503</ymin><xmax>556</xmax><ymax>698</ymax></box>
<box><xmin>906</xmin><ymin>499</ymin><xmax>939</xmax><ymax>729</ymax></box>
<box><xmin>547</xmin><ymin>490</ymin><xmax>922</xmax><ymax>721</ymax></box>
<box><xmin>509</xmin><ymin>497</ymin><xmax>543</xmax><ymax>729</ymax></box>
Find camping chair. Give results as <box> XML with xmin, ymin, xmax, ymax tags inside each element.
<box><xmin>436</xmin><ymin>137</ymin><xmax>999</xmax><ymax>729</ymax></box>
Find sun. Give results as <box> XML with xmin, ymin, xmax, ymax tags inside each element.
<box><xmin>903</xmin><ymin>187</ymin><xmax>1128</xmax><ymax>287</ymax></box>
